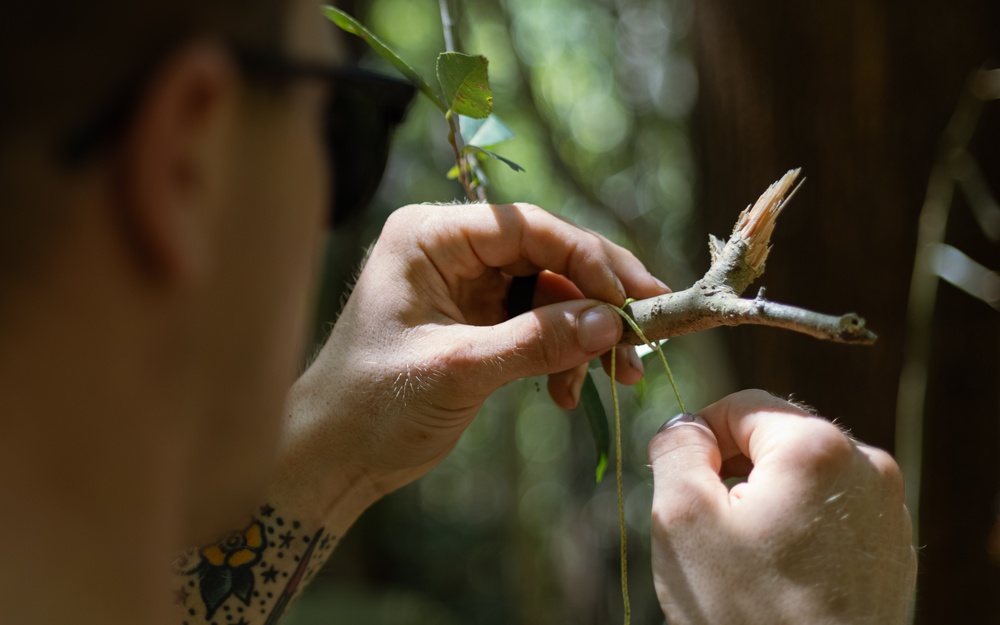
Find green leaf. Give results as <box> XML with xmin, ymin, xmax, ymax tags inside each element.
<box><xmin>436</xmin><ymin>52</ymin><xmax>493</xmax><ymax>118</ymax></box>
<box><xmin>594</xmin><ymin>455</ymin><xmax>608</xmax><ymax>487</ymax></box>
<box><xmin>581</xmin><ymin>371</ymin><xmax>611</xmax><ymax>483</ymax></box>
<box><xmin>322</xmin><ymin>6</ymin><xmax>448</xmax><ymax>113</ymax></box>
<box><xmin>460</xmin><ymin>114</ymin><xmax>514</xmax><ymax>148</ymax></box>
<box><xmin>463</xmin><ymin>145</ymin><xmax>525</xmax><ymax>173</ymax></box>
<box><xmin>445</xmin><ymin>165</ymin><xmax>461</xmax><ymax>180</ymax></box>
<box><xmin>634</xmin><ymin>377</ymin><xmax>647</xmax><ymax>407</ymax></box>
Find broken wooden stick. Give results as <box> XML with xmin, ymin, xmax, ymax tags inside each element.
<box><xmin>620</xmin><ymin>169</ymin><xmax>877</xmax><ymax>346</ymax></box>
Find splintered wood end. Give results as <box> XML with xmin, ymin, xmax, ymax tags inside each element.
<box><xmin>734</xmin><ymin>168</ymin><xmax>803</xmax><ymax>272</ymax></box>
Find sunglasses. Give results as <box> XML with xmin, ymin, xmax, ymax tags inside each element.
<box><xmin>60</xmin><ymin>46</ymin><xmax>417</xmax><ymax>228</ymax></box>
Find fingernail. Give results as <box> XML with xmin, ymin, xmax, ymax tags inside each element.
<box><xmin>654</xmin><ymin>278</ymin><xmax>671</xmax><ymax>292</ymax></box>
<box><xmin>658</xmin><ymin>412</ymin><xmax>702</xmax><ymax>433</ymax></box>
<box><xmin>613</xmin><ymin>275</ymin><xmax>627</xmax><ymax>303</ymax></box>
<box><xmin>578</xmin><ymin>305</ymin><xmax>621</xmax><ymax>352</ymax></box>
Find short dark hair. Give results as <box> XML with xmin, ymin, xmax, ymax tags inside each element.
<box><xmin>0</xmin><ymin>1</ymin><xmax>290</xmax><ymax>288</ymax></box>
<box><xmin>0</xmin><ymin>1</ymin><xmax>289</xmax><ymax>147</ymax></box>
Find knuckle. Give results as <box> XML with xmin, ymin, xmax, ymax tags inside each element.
<box><xmin>731</xmin><ymin>388</ymin><xmax>778</xmax><ymax>406</ymax></box>
<box><xmin>736</xmin><ymin>388</ymin><xmax>772</xmax><ymax>400</ymax></box>
<box><xmin>582</xmin><ymin>231</ymin><xmax>606</xmax><ymax>257</ymax></box>
<box><xmin>864</xmin><ymin>446</ymin><xmax>906</xmax><ymax>502</ymax></box>
<box><xmin>722</xmin><ymin>389</ymin><xmax>814</xmax><ymax>418</ymax></box>
<box><xmin>510</xmin><ymin>202</ymin><xmax>544</xmax><ymax>224</ymax></box>
<box><xmin>651</xmin><ymin>487</ymin><xmax>706</xmax><ymax>530</ymax></box>
<box><xmin>383</xmin><ymin>204</ymin><xmax>425</xmax><ymax>235</ymax></box>
<box><xmin>610</xmin><ymin>241</ymin><xmax>641</xmax><ymax>265</ymax></box>
<box><xmin>517</xmin><ymin>312</ymin><xmax>568</xmax><ymax>373</ymax></box>
<box><xmin>793</xmin><ymin>418</ymin><xmax>857</xmax><ymax>475</ymax></box>
<box><xmin>512</xmin><ymin>201</ymin><xmax>542</xmax><ymax>214</ymax></box>
<box><xmin>736</xmin><ymin>388</ymin><xmax>812</xmax><ymax>415</ymax></box>
<box><xmin>387</xmin><ymin>203</ymin><xmax>419</xmax><ymax>222</ymax></box>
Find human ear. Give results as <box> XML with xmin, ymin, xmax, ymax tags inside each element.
<box><xmin>114</xmin><ymin>39</ymin><xmax>238</xmax><ymax>285</ymax></box>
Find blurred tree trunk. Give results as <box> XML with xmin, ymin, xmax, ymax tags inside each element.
<box><xmin>692</xmin><ymin>1</ymin><xmax>1000</xmax><ymax>622</ymax></box>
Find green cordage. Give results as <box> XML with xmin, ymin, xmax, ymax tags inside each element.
<box><xmin>584</xmin><ymin>299</ymin><xmax>686</xmax><ymax>625</ymax></box>
<box><xmin>610</xmin><ymin>346</ymin><xmax>631</xmax><ymax>625</ymax></box>
<box><xmin>609</xmin><ymin>299</ymin><xmax>686</xmax><ymax>413</ymax></box>
<box><xmin>579</xmin><ymin>299</ymin><xmax>687</xmax><ymax>486</ymax></box>
<box><xmin>436</xmin><ymin>52</ymin><xmax>493</xmax><ymax>119</ymax></box>
<box><xmin>322</xmin><ymin>6</ymin><xmax>448</xmax><ymax>113</ymax></box>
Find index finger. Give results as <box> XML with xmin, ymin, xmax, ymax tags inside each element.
<box><xmin>415</xmin><ymin>203</ymin><xmax>669</xmax><ymax>305</ymax></box>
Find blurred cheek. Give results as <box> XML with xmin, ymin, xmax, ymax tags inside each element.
<box><xmin>256</xmin><ymin>89</ymin><xmax>328</xmax><ymax>355</ymax></box>
<box><xmin>188</xmin><ymin>94</ymin><xmax>329</xmax><ymax>533</ymax></box>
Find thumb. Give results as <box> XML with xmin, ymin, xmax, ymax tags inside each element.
<box><xmin>458</xmin><ymin>300</ymin><xmax>622</xmax><ymax>386</ymax></box>
<box><xmin>648</xmin><ymin>413</ymin><xmax>729</xmax><ymax>521</ymax></box>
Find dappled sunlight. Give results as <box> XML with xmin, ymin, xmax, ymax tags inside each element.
<box><xmin>295</xmin><ymin>0</ymin><xmax>733</xmax><ymax>623</ymax></box>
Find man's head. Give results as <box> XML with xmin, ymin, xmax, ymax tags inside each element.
<box><xmin>1</xmin><ymin>1</ymin><xmax>281</xmax><ymax>272</ymax></box>
<box><xmin>0</xmin><ymin>0</ymin><xmax>341</xmax><ymax>540</ymax></box>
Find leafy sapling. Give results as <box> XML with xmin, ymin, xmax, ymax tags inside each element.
<box><xmin>324</xmin><ymin>6</ymin><xmax>523</xmax><ymax>202</ymax></box>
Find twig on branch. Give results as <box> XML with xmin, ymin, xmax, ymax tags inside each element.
<box><xmin>620</xmin><ymin>169</ymin><xmax>878</xmax><ymax>346</ymax></box>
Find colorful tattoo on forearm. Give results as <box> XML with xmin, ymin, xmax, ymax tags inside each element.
<box><xmin>174</xmin><ymin>505</ymin><xmax>339</xmax><ymax>625</ymax></box>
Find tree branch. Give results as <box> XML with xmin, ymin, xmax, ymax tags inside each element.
<box><xmin>621</xmin><ymin>169</ymin><xmax>878</xmax><ymax>346</ymax></box>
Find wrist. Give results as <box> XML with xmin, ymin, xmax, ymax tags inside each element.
<box><xmin>289</xmin><ymin>351</ymin><xmax>451</xmax><ymax>499</ymax></box>
<box><xmin>272</xmin><ymin>380</ymin><xmax>386</xmax><ymax>531</ymax></box>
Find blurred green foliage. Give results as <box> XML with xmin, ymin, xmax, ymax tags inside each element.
<box><xmin>293</xmin><ymin>0</ymin><xmax>735</xmax><ymax>623</ymax></box>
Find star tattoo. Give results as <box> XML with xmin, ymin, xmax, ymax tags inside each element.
<box><xmin>261</xmin><ymin>565</ymin><xmax>279</xmax><ymax>584</ymax></box>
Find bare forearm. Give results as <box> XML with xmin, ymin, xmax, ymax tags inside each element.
<box><xmin>172</xmin><ymin>468</ymin><xmax>381</xmax><ymax>624</ymax></box>
<box><xmin>173</xmin><ymin>398</ymin><xmax>384</xmax><ymax>624</ymax></box>
<box><xmin>173</xmin><ymin>503</ymin><xmax>335</xmax><ymax>625</ymax></box>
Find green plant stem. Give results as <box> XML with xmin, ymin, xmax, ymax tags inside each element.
<box><xmin>436</xmin><ymin>0</ymin><xmax>481</xmax><ymax>202</ymax></box>
<box><xmin>446</xmin><ymin>113</ymin><xmax>477</xmax><ymax>201</ymax></box>
<box><xmin>610</xmin><ymin>346</ymin><xmax>630</xmax><ymax>625</ymax></box>
<box><xmin>438</xmin><ymin>0</ymin><xmax>456</xmax><ymax>52</ymax></box>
